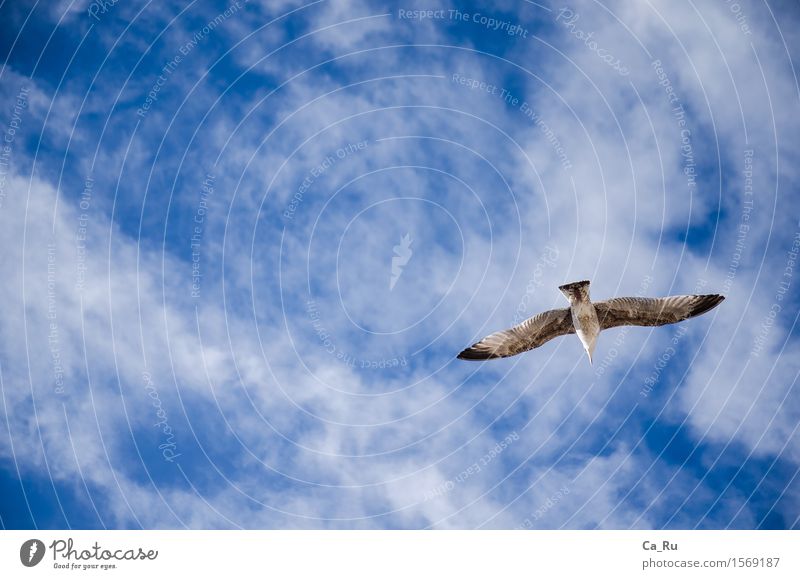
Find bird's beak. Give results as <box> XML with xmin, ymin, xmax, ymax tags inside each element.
<box><xmin>587</xmin><ymin>351</ymin><xmax>593</xmax><ymax>365</ymax></box>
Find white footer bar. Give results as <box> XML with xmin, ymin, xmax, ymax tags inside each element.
<box><xmin>2</xmin><ymin>530</ymin><xmax>797</xmax><ymax>578</ymax></box>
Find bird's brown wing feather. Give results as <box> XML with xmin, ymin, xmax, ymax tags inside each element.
<box><xmin>457</xmin><ymin>308</ymin><xmax>575</xmax><ymax>360</ymax></box>
<box><xmin>593</xmin><ymin>294</ymin><xmax>724</xmax><ymax>329</ymax></box>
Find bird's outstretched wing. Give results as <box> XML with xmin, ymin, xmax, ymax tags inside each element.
<box><xmin>458</xmin><ymin>308</ymin><xmax>575</xmax><ymax>360</ymax></box>
<box><xmin>593</xmin><ymin>294</ymin><xmax>724</xmax><ymax>330</ymax></box>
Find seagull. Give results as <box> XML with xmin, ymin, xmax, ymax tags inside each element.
<box><xmin>457</xmin><ymin>280</ymin><xmax>724</xmax><ymax>364</ymax></box>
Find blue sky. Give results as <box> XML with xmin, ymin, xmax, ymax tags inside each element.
<box><xmin>0</xmin><ymin>0</ymin><xmax>798</xmax><ymax>529</ymax></box>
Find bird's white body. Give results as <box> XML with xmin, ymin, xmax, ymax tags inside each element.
<box><xmin>560</xmin><ymin>281</ymin><xmax>599</xmax><ymax>363</ymax></box>
<box><xmin>571</xmin><ymin>301</ymin><xmax>599</xmax><ymax>363</ymax></box>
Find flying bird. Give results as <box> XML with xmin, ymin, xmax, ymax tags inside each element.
<box><xmin>457</xmin><ymin>280</ymin><xmax>724</xmax><ymax>363</ymax></box>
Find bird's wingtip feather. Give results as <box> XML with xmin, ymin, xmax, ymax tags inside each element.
<box><xmin>457</xmin><ymin>346</ymin><xmax>499</xmax><ymax>360</ymax></box>
<box><xmin>689</xmin><ymin>294</ymin><xmax>725</xmax><ymax>318</ymax></box>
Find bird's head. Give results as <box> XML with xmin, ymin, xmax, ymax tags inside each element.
<box><xmin>558</xmin><ymin>280</ymin><xmax>591</xmax><ymax>303</ymax></box>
